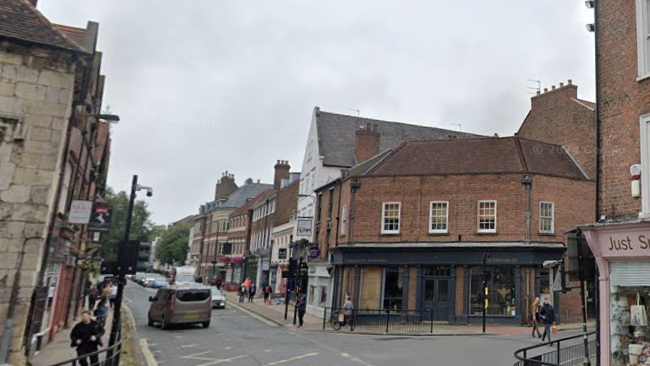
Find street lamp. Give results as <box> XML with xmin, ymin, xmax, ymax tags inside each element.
<box><xmin>106</xmin><ymin>175</ymin><xmax>152</xmax><ymax>365</ymax></box>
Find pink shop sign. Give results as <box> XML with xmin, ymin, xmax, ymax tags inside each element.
<box><xmin>601</xmin><ymin>231</ymin><xmax>650</xmax><ymax>258</ymax></box>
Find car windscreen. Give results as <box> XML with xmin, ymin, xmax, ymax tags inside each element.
<box><xmin>176</xmin><ymin>289</ymin><xmax>210</xmax><ymax>302</ymax></box>
<box><xmin>211</xmin><ymin>288</ymin><xmax>223</xmax><ymax>297</ymax></box>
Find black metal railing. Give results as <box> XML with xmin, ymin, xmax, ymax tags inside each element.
<box><xmin>513</xmin><ymin>331</ymin><xmax>597</xmax><ymax>366</ymax></box>
<box><xmin>323</xmin><ymin>307</ymin><xmax>448</xmax><ymax>334</ymax></box>
<box><xmin>45</xmin><ymin>336</ymin><xmax>124</xmax><ymax>366</ymax></box>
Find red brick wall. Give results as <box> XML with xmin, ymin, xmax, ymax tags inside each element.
<box><xmin>455</xmin><ymin>266</ymin><xmax>464</xmax><ymax>315</ymax></box>
<box><xmin>597</xmin><ymin>0</ymin><xmax>650</xmax><ymax>220</ymax></box>
<box><xmin>516</xmin><ymin>83</ymin><xmax>596</xmax><ymax>179</ymax></box>
<box><xmin>344</xmin><ymin>174</ymin><xmax>594</xmax><ymax>244</ymax></box>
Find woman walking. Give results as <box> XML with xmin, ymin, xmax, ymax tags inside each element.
<box><xmin>530</xmin><ymin>297</ymin><xmax>542</xmax><ymax>338</ymax></box>
<box><xmin>94</xmin><ymin>298</ymin><xmax>109</xmax><ymax>326</ymax></box>
<box><xmin>248</xmin><ymin>283</ymin><xmax>257</xmax><ymax>303</ymax></box>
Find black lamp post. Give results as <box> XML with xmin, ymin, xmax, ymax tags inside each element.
<box><xmin>106</xmin><ymin>175</ymin><xmax>152</xmax><ymax>365</ymax></box>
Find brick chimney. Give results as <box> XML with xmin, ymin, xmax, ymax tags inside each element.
<box><xmin>355</xmin><ymin>123</ymin><xmax>380</xmax><ymax>164</ymax></box>
<box><xmin>274</xmin><ymin>160</ymin><xmax>290</xmax><ymax>191</ymax></box>
<box><xmin>531</xmin><ymin>79</ymin><xmax>578</xmax><ymax>111</ymax></box>
<box><xmin>215</xmin><ymin>171</ymin><xmax>238</xmax><ymax>200</ymax></box>
<box><xmin>27</xmin><ymin>0</ymin><xmax>38</xmax><ymax>6</ymax></box>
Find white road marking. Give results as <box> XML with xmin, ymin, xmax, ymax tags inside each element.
<box><xmin>224</xmin><ymin>346</ymin><xmax>232</xmax><ymax>350</ymax></box>
<box><xmin>341</xmin><ymin>352</ymin><xmax>377</xmax><ymax>366</ymax></box>
<box><xmin>192</xmin><ymin>354</ymin><xmax>248</xmax><ymax>366</ymax></box>
<box><xmin>181</xmin><ymin>351</ymin><xmax>212</xmax><ymax>358</ymax></box>
<box><xmin>179</xmin><ymin>344</ymin><xmax>200</xmax><ymax>349</ymax></box>
<box><xmin>139</xmin><ymin>338</ymin><xmax>159</xmax><ymax>366</ymax></box>
<box><xmin>267</xmin><ymin>352</ymin><xmax>319</xmax><ymax>366</ymax></box>
<box><xmin>227</xmin><ymin>301</ymin><xmax>278</xmax><ymax>327</ymax></box>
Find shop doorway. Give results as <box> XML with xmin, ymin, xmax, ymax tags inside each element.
<box><xmin>422</xmin><ymin>278</ymin><xmax>450</xmax><ymax>320</ymax></box>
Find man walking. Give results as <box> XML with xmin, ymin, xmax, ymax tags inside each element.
<box><xmin>297</xmin><ymin>294</ymin><xmax>307</xmax><ymax>328</ymax></box>
<box><xmin>539</xmin><ymin>297</ymin><xmax>556</xmax><ymax>345</ymax></box>
<box><xmin>248</xmin><ymin>283</ymin><xmax>257</xmax><ymax>303</ymax></box>
<box><xmin>263</xmin><ymin>284</ymin><xmax>272</xmax><ymax>305</ymax></box>
<box><xmin>70</xmin><ymin>310</ymin><xmax>105</xmax><ymax>366</ymax></box>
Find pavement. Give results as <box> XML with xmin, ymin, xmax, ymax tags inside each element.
<box><xmin>119</xmin><ymin>283</ymin><xmax>595</xmax><ymax>366</ymax></box>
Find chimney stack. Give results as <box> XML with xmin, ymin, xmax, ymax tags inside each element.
<box><xmin>214</xmin><ymin>171</ymin><xmax>238</xmax><ymax>200</ymax></box>
<box><xmin>355</xmin><ymin>124</ymin><xmax>380</xmax><ymax>164</ymax></box>
<box><xmin>27</xmin><ymin>0</ymin><xmax>38</xmax><ymax>6</ymax></box>
<box><xmin>274</xmin><ymin>160</ymin><xmax>290</xmax><ymax>190</ymax></box>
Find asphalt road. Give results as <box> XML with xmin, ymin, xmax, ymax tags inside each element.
<box><xmin>124</xmin><ymin>283</ymin><xmax>582</xmax><ymax>366</ymax></box>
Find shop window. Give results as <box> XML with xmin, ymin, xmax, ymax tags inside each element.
<box><xmin>309</xmin><ymin>285</ymin><xmax>317</xmax><ymax>305</ymax></box>
<box><xmin>429</xmin><ymin>201</ymin><xmax>449</xmax><ymax>233</ymax></box>
<box><xmin>359</xmin><ymin>267</ymin><xmax>382</xmax><ymax>310</ymax></box>
<box><xmin>469</xmin><ymin>266</ymin><xmax>515</xmax><ymax>316</ymax></box>
<box><xmin>640</xmin><ymin>114</ymin><xmax>650</xmax><ymax>216</ymax></box>
<box><xmin>381</xmin><ymin>202</ymin><xmax>401</xmax><ymax>234</ymax></box>
<box><xmin>319</xmin><ymin>286</ymin><xmax>328</xmax><ymax>307</ymax></box>
<box><xmin>382</xmin><ymin>267</ymin><xmax>403</xmax><ymax>311</ymax></box>
<box><xmin>539</xmin><ymin>202</ymin><xmax>554</xmax><ymax>234</ymax></box>
<box><xmin>609</xmin><ymin>284</ymin><xmax>650</xmax><ymax>366</ymax></box>
<box><xmin>637</xmin><ymin>0</ymin><xmax>650</xmax><ymax>79</ymax></box>
<box><xmin>477</xmin><ymin>200</ymin><xmax>497</xmax><ymax>233</ymax></box>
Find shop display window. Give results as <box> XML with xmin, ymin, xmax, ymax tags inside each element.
<box><xmin>469</xmin><ymin>266</ymin><xmax>516</xmax><ymax>316</ymax></box>
<box><xmin>609</xmin><ymin>285</ymin><xmax>650</xmax><ymax>366</ymax></box>
<box><xmin>383</xmin><ymin>267</ymin><xmax>403</xmax><ymax>311</ymax></box>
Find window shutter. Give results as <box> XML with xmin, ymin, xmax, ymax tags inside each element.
<box><xmin>611</xmin><ymin>262</ymin><xmax>650</xmax><ymax>286</ymax></box>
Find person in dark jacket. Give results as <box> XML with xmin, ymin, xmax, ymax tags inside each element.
<box><xmin>70</xmin><ymin>310</ymin><xmax>105</xmax><ymax>366</ymax></box>
<box><xmin>297</xmin><ymin>294</ymin><xmax>307</xmax><ymax>328</ymax></box>
<box><xmin>248</xmin><ymin>284</ymin><xmax>257</xmax><ymax>303</ymax></box>
<box><xmin>539</xmin><ymin>297</ymin><xmax>556</xmax><ymax>345</ymax></box>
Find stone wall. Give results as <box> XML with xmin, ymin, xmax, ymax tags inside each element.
<box><xmin>0</xmin><ymin>44</ymin><xmax>76</xmax><ymax>365</ymax></box>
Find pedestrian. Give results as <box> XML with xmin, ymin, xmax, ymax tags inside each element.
<box><xmin>297</xmin><ymin>294</ymin><xmax>307</xmax><ymax>328</ymax></box>
<box><xmin>343</xmin><ymin>296</ymin><xmax>354</xmax><ymax>326</ymax></box>
<box><xmin>263</xmin><ymin>284</ymin><xmax>272</xmax><ymax>305</ymax></box>
<box><xmin>239</xmin><ymin>283</ymin><xmax>247</xmax><ymax>303</ymax></box>
<box><xmin>70</xmin><ymin>310</ymin><xmax>105</xmax><ymax>366</ymax></box>
<box><xmin>216</xmin><ymin>278</ymin><xmax>222</xmax><ymax>290</ymax></box>
<box><xmin>108</xmin><ymin>283</ymin><xmax>117</xmax><ymax>308</ymax></box>
<box><xmin>244</xmin><ymin>278</ymin><xmax>251</xmax><ymax>290</ymax></box>
<box><xmin>211</xmin><ymin>277</ymin><xmax>218</xmax><ymax>286</ymax></box>
<box><xmin>539</xmin><ymin>297</ymin><xmax>556</xmax><ymax>345</ymax></box>
<box><xmin>88</xmin><ymin>287</ymin><xmax>98</xmax><ymax>311</ymax></box>
<box><xmin>248</xmin><ymin>283</ymin><xmax>257</xmax><ymax>303</ymax></box>
<box><xmin>93</xmin><ymin>298</ymin><xmax>109</xmax><ymax>326</ymax></box>
<box><xmin>530</xmin><ymin>297</ymin><xmax>542</xmax><ymax>339</ymax></box>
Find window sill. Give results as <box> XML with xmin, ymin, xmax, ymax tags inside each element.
<box><xmin>637</xmin><ymin>73</ymin><xmax>650</xmax><ymax>82</ymax></box>
<box><xmin>380</xmin><ymin>232</ymin><xmax>401</xmax><ymax>236</ymax></box>
<box><xmin>477</xmin><ymin>231</ymin><xmax>497</xmax><ymax>235</ymax></box>
<box><xmin>539</xmin><ymin>232</ymin><xmax>555</xmax><ymax>236</ymax></box>
<box><xmin>428</xmin><ymin>232</ymin><xmax>449</xmax><ymax>236</ymax></box>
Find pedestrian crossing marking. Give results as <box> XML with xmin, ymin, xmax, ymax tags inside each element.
<box><xmin>267</xmin><ymin>352</ymin><xmax>319</xmax><ymax>365</ymax></box>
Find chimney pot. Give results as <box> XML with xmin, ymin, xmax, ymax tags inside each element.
<box><xmin>551</xmin><ymin>85</ymin><xmax>556</xmax><ymax>90</ymax></box>
<box><xmin>536</xmin><ymin>91</ymin><xmax>540</xmax><ymax>95</ymax></box>
<box><xmin>543</xmin><ymin>88</ymin><xmax>548</xmax><ymax>93</ymax></box>
<box><xmin>560</xmin><ymin>82</ymin><xmax>564</xmax><ymax>87</ymax></box>
<box><xmin>568</xmin><ymin>79</ymin><xmax>573</xmax><ymax>85</ymax></box>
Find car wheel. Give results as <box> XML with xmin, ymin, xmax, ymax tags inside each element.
<box><xmin>147</xmin><ymin>316</ymin><xmax>154</xmax><ymax>327</ymax></box>
<box><xmin>161</xmin><ymin>316</ymin><xmax>170</xmax><ymax>330</ymax></box>
<box><xmin>202</xmin><ymin>321</ymin><xmax>210</xmax><ymax>328</ymax></box>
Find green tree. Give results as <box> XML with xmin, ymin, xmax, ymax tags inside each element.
<box><xmin>99</xmin><ymin>186</ymin><xmax>155</xmax><ymax>260</ymax></box>
<box><xmin>155</xmin><ymin>223</ymin><xmax>191</xmax><ymax>265</ymax></box>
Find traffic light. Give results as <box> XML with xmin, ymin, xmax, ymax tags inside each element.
<box><xmin>117</xmin><ymin>240</ymin><xmax>140</xmax><ymax>275</ymax></box>
<box><xmin>137</xmin><ymin>242</ymin><xmax>151</xmax><ymax>272</ymax></box>
<box><xmin>566</xmin><ymin>229</ymin><xmax>595</xmax><ymax>281</ymax></box>
<box><xmin>287</xmin><ymin>258</ymin><xmax>297</xmax><ymax>278</ymax></box>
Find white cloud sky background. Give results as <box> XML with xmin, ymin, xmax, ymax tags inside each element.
<box><xmin>38</xmin><ymin>0</ymin><xmax>596</xmax><ymax>225</ymax></box>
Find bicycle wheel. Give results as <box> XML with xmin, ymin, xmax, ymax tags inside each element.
<box><xmin>331</xmin><ymin>316</ymin><xmax>342</xmax><ymax>331</ymax></box>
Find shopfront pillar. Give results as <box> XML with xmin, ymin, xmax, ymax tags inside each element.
<box><xmin>354</xmin><ymin>265</ymin><xmax>361</xmax><ymax>309</ymax></box>
<box><xmin>415</xmin><ymin>266</ymin><xmax>422</xmax><ymax>311</ymax></box>
<box><xmin>402</xmin><ymin>266</ymin><xmax>410</xmax><ymax>310</ymax></box>
<box><xmin>463</xmin><ymin>265</ymin><xmax>469</xmax><ymax>323</ymax></box>
<box><xmin>514</xmin><ymin>265</ymin><xmax>522</xmax><ymax>323</ymax></box>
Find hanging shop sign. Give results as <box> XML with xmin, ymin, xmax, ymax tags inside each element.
<box><xmin>308</xmin><ymin>245</ymin><xmax>320</xmax><ymax>259</ymax></box>
<box><xmin>69</xmin><ymin>200</ymin><xmax>93</xmax><ymax>224</ymax></box>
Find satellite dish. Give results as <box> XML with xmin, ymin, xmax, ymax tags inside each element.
<box><xmin>631</xmin><ymin>164</ymin><xmax>642</xmax><ymax>177</ymax></box>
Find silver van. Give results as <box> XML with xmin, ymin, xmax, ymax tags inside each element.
<box><xmin>147</xmin><ymin>286</ymin><xmax>212</xmax><ymax>329</ymax></box>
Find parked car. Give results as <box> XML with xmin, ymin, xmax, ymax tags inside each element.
<box><xmin>147</xmin><ymin>286</ymin><xmax>212</xmax><ymax>329</ymax></box>
<box><xmin>142</xmin><ymin>274</ymin><xmax>163</xmax><ymax>287</ymax></box>
<box><xmin>211</xmin><ymin>287</ymin><xmax>226</xmax><ymax>309</ymax></box>
<box><xmin>151</xmin><ymin>279</ymin><xmax>169</xmax><ymax>289</ymax></box>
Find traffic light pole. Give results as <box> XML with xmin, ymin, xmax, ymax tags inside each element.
<box><xmin>106</xmin><ymin>175</ymin><xmax>137</xmax><ymax>365</ymax></box>
<box><xmin>577</xmin><ymin>229</ymin><xmax>591</xmax><ymax>366</ymax></box>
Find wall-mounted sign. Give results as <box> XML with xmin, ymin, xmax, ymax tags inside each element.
<box><xmin>278</xmin><ymin>248</ymin><xmax>287</xmax><ymax>260</ymax></box>
<box><xmin>297</xmin><ymin>219</ymin><xmax>312</xmax><ymax>237</ymax></box>
<box><xmin>89</xmin><ymin>205</ymin><xmax>112</xmax><ymax>231</ymax></box>
<box><xmin>69</xmin><ymin>200</ymin><xmax>93</xmax><ymax>224</ymax></box>
<box><xmin>308</xmin><ymin>245</ymin><xmax>320</xmax><ymax>259</ymax></box>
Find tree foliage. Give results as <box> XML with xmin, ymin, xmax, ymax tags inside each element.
<box><xmin>99</xmin><ymin>186</ymin><xmax>156</xmax><ymax>261</ymax></box>
<box><xmin>155</xmin><ymin>223</ymin><xmax>191</xmax><ymax>265</ymax></box>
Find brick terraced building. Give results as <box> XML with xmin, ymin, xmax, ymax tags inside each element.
<box><xmin>316</xmin><ymin>136</ymin><xmax>595</xmax><ymax>325</ymax></box>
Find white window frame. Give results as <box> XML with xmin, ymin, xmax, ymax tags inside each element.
<box><xmin>477</xmin><ymin>200</ymin><xmax>497</xmax><ymax>233</ymax></box>
<box><xmin>429</xmin><ymin>201</ymin><xmax>449</xmax><ymax>234</ymax></box>
<box><xmin>539</xmin><ymin>201</ymin><xmax>555</xmax><ymax>234</ymax></box>
<box><xmin>637</xmin><ymin>0</ymin><xmax>650</xmax><ymax>80</ymax></box>
<box><xmin>340</xmin><ymin>205</ymin><xmax>348</xmax><ymax>236</ymax></box>
<box><xmin>640</xmin><ymin>114</ymin><xmax>650</xmax><ymax>217</ymax></box>
<box><xmin>381</xmin><ymin>202</ymin><xmax>401</xmax><ymax>234</ymax></box>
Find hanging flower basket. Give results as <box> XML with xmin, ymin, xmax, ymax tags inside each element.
<box><xmin>218</xmin><ymin>256</ymin><xmax>231</xmax><ymax>263</ymax></box>
<box><xmin>231</xmin><ymin>257</ymin><xmax>245</xmax><ymax>264</ymax></box>
<box><xmin>81</xmin><ymin>262</ymin><xmax>99</xmax><ymax>274</ymax></box>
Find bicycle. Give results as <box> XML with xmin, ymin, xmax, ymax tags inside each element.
<box><xmin>331</xmin><ymin>311</ymin><xmax>355</xmax><ymax>331</ymax></box>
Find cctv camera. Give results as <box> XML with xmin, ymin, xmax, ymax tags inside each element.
<box><xmin>586</xmin><ymin>23</ymin><xmax>595</xmax><ymax>32</ymax></box>
<box><xmin>543</xmin><ymin>260</ymin><xmax>562</xmax><ymax>268</ymax></box>
<box><xmin>146</xmin><ymin>189</ymin><xmax>153</xmax><ymax>197</ymax></box>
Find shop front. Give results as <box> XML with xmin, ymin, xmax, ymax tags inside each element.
<box><xmin>583</xmin><ymin>222</ymin><xmax>650</xmax><ymax>366</ymax></box>
<box><xmin>330</xmin><ymin>242</ymin><xmax>565</xmax><ymax>325</ymax></box>
<box><xmin>306</xmin><ymin>262</ymin><xmax>331</xmax><ymax>318</ymax></box>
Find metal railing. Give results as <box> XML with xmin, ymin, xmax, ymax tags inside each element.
<box><xmin>45</xmin><ymin>336</ymin><xmax>124</xmax><ymax>366</ymax></box>
<box><xmin>323</xmin><ymin>307</ymin><xmax>448</xmax><ymax>334</ymax></box>
<box><xmin>513</xmin><ymin>331</ymin><xmax>597</xmax><ymax>366</ymax></box>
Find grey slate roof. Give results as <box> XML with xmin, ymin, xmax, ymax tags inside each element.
<box><xmin>315</xmin><ymin>110</ymin><xmax>484</xmax><ymax>167</ymax></box>
<box><xmin>0</xmin><ymin>0</ymin><xmax>84</xmax><ymax>53</ymax></box>
<box><xmin>203</xmin><ymin>182</ymin><xmax>273</xmax><ymax>213</ymax></box>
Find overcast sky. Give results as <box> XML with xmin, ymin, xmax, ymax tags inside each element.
<box><xmin>39</xmin><ymin>0</ymin><xmax>595</xmax><ymax>225</ymax></box>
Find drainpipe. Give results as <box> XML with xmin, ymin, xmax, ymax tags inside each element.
<box><xmin>349</xmin><ymin>179</ymin><xmax>361</xmax><ymax>242</ymax></box>
<box><xmin>332</xmin><ymin>181</ymin><xmax>342</xmax><ymax>308</ymax></box>
<box><xmin>594</xmin><ymin>0</ymin><xmax>601</xmax><ymax>224</ymax></box>
<box><xmin>521</xmin><ymin>176</ymin><xmax>533</xmax><ymax>243</ymax></box>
